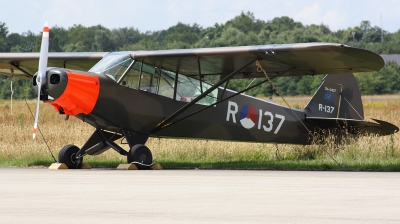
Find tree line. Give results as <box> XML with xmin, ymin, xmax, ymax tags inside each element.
<box><xmin>1</xmin><ymin>12</ymin><xmax>400</xmax><ymax>99</ymax></box>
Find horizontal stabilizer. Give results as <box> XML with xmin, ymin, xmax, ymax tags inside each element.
<box><xmin>306</xmin><ymin>117</ymin><xmax>399</xmax><ymax>136</ymax></box>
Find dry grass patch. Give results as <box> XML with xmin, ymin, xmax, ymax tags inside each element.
<box><xmin>0</xmin><ymin>98</ymin><xmax>399</xmax><ymax>170</ymax></box>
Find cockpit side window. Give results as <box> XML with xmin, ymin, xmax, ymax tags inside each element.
<box><xmin>139</xmin><ymin>64</ymin><xmax>157</xmax><ymax>93</ymax></box>
<box><xmin>176</xmin><ymin>75</ymin><xmax>217</xmax><ymax>105</ymax></box>
<box><xmin>120</xmin><ymin>61</ymin><xmax>217</xmax><ymax>106</ymax></box>
<box><xmin>157</xmin><ymin>70</ymin><xmax>175</xmax><ymax>99</ymax></box>
<box><xmin>120</xmin><ymin>62</ymin><xmax>141</xmax><ymax>88</ymax></box>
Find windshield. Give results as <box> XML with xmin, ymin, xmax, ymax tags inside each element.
<box><xmin>89</xmin><ymin>52</ymin><xmax>133</xmax><ymax>81</ymax></box>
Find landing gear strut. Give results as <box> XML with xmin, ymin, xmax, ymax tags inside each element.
<box><xmin>58</xmin><ymin>144</ymin><xmax>83</xmax><ymax>169</ymax></box>
<box><xmin>57</xmin><ymin>129</ymin><xmax>153</xmax><ymax>169</ymax></box>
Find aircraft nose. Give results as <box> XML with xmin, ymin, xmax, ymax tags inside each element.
<box><xmin>46</xmin><ymin>68</ymin><xmax>69</xmax><ymax>99</ymax></box>
<box><xmin>44</xmin><ymin>68</ymin><xmax>100</xmax><ymax>116</ymax></box>
<box><xmin>32</xmin><ymin>68</ymin><xmax>65</xmax><ymax>99</ymax></box>
<box><xmin>45</xmin><ymin>69</ymin><xmax>68</xmax><ymax>100</ymax></box>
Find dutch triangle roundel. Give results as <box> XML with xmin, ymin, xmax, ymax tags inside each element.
<box><xmin>239</xmin><ymin>105</ymin><xmax>257</xmax><ymax>129</ymax></box>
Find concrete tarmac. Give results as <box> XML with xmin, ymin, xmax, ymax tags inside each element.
<box><xmin>0</xmin><ymin>168</ymin><xmax>399</xmax><ymax>223</ymax></box>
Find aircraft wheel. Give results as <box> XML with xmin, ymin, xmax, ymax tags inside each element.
<box><xmin>127</xmin><ymin>144</ymin><xmax>153</xmax><ymax>166</ymax></box>
<box><xmin>58</xmin><ymin>144</ymin><xmax>83</xmax><ymax>169</ymax></box>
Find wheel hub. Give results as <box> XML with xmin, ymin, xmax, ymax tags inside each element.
<box><xmin>70</xmin><ymin>153</ymin><xmax>78</xmax><ymax>164</ymax></box>
<box><xmin>139</xmin><ymin>154</ymin><xmax>147</xmax><ymax>163</ymax></box>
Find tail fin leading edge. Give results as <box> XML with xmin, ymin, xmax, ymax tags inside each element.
<box><xmin>305</xmin><ymin>73</ymin><xmax>398</xmax><ymax>136</ymax></box>
<box><xmin>305</xmin><ymin>73</ymin><xmax>364</xmax><ymax>120</ymax></box>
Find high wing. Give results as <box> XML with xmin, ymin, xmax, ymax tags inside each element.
<box><xmin>0</xmin><ymin>52</ymin><xmax>108</xmax><ymax>79</ymax></box>
<box><xmin>131</xmin><ymin>43</ymin><xmax>384</xmax><ymax>79</ymax></box>
<box><xmin>0</xmin><ymin>43</ymin><xmax>384</xmax><ymax>80</ymax></box>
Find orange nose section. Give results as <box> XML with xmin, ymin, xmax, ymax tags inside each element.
<box><xmin>46</xmin><ymin>71</ymin><xmax>100</xmax><ymax>116</ymax></box>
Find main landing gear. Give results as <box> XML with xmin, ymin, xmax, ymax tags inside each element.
<box><xmin>58</xmin><ymin>144</ymin><xmax>83</xmax><ymax>169</ymax></box>
<box><xmin>57</xmin><ymin>129</ymin><xmax>153</xmax><ymax>169</ymax></box>
<box><xmin>127</xmin><ymin>144</ymin><xmax>153</xmax><ymax>165</ymax></box>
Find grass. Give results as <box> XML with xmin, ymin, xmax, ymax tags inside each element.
<box><xmin>0</xmin><ymin>97</ymin><xmax>399</xmax><ymax>171</ymax></box>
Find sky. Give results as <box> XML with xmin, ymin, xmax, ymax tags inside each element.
<box><xmin>1</xmin><ymin>0</ymin><xmax>400</xmax><ymax>34</ymax></box>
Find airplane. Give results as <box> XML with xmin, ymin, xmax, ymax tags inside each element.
<box><xmin>0</xmin><ymin>23</ymin><xmax>398</xmax><ymax>169</ymax></box>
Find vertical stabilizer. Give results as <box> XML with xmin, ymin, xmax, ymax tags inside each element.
<box><xmin>305</xmin><ymin>73</ymin><xmax>364</xmax><ymax>120</ymax></box>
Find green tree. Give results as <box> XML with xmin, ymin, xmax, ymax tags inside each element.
<box><xmin>50</xmin><ymin>26</ymin><xmax>68</xmax><ymax>52</ymax></box>
<box><xmin>0</xmin><ymin>22</ymin><xmax>9</xmax><ymax>52</ymax></box>
<box><xmin>2</xmin><ymin>14</ymin><xmax>400</xmax><ymax>99</ymax></box>
<box><xmin>355</xmin><ymin>62</ymin><xmax>400</xmax><ymax>94</ymax></box>
<box><xmin>343</xmin><ymin>26</ymin><xmax>363</xmax><ymax>42</ymax></box>
<box><xmin>362</xmin><ymin>26</ymin><xmax>383</xmax><ymax>43</ymax></box>
<box><xmin>95</xmin><ymin>29</ymin><xmax>114</xmax><ymax>51</ymax></box>
<box><xmin>6</xmin><ymin>33</ymin><xmax>22</xmax><ymax>52</ymax></box>
<box><xmin>265</xmin><ymin>16</ymin><xmax>303</xmax><ymax>33</ymax></box>
<box><xmin>213</xmin><ymin>26</ymin><xmax>246</xmax><ymax>47</ymax></box>
<box><xmin>65</xmin><ymin>24</ymin><xmax>110</xmax><ymax>51</ymax></box>
<box><xmin>225</xmin><ymin>11</ymin><xmax>264</xmax><ymax>34</ymax></box>
<box><xmin>164</xmin><ymin>23</ymin><xmax>202</xmax><ymax>49</ymax></box>
<box><xmin>112</xmin><ymin>27</ymin><xmax>141</xmax><ymax>50</ymax></box>
<box><xmin>10</xmin><ymin>31</ymin><xmax>37</xmax><ymax>52</ymax></box>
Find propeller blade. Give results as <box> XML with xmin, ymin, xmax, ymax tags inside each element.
<box><xmin>33</xmin><ymin>22</ymin><xmax>49</xmax><ymax>139</ymax></box>
<box><xmin>33</xmin><ymin>84</ymin><xmax>41</xmax><ymax>139</ymax></box>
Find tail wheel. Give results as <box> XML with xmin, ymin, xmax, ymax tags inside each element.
<box><xmin>127</xmin><ymin>144</ymin><xmax>153</xmax><ymax>166</ymax></box>
<box><xmin>58</xmin><ymin>144</ymin><xmax>83</xmax><ymax>169</ymax></box>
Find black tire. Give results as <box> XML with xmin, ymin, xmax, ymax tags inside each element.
<box><xmin>127</xmin><ymin>144</ymin><xmax>153</xmax><ymax>165</ymax></box>
<box><xmin>58</xmin><ymin>144</ymin><xmax>83</xmax><ymax>169</ymax></box>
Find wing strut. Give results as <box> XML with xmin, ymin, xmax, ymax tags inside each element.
<box><xmin>197</xmin><ymin>59</ymin><xmax>203</xmax><ymax>94</ymax></box>
<box><xmin>10</xmin><ymin>62</ymin><xmax>34</xmax><ymax>78</ymax></box>
<box><xmin>220</xmin><ymin>78</ymin><xmax>232</xmax><ymax>100</ymax></box>
<box><xmin>151</xmin><ymin>57</ymin><xmax>257</xmax><ymax>134</ymax></box>
<box><xmin>150</xmin><ymin>65</ymin><xmax>295</xmax><ymax>133</ymax></box>
<box><xmin>152</xmin><ymin>77</ymin><xmax>270</xmax><ymax>133</ymax></box>
<box><xmin>173</xmin><ymin>69</ymin><xmax>179</xmax><ymax>101</ymax></box>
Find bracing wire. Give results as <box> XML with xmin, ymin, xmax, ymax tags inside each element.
<box><xmin>10</xmin><ymin>80</ymin><xmax>13</xmax><ymax>115</ymax></box>
<box><xmin>9</xmin><ymin>64</ymin><xmax>57</xmax><ymax>162</ymax></box>
<box><xmin>8</xmin><ymin>63</ymin><xmax>57</xmax><ymax>163</ymax></box>
<box><xmin>24</xmin><ymin>99</ymin><xmax>57</xmax><ymax>162</ymax></box>
<box><xmin>255</xmin><ymin>60</ymin><xmax>341</xmax><ymax>167</ymax></box>
<box><xmin>256</xmin><ymin>60</ymin><xmax>310</xmax><ymax>133</ymax></box>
